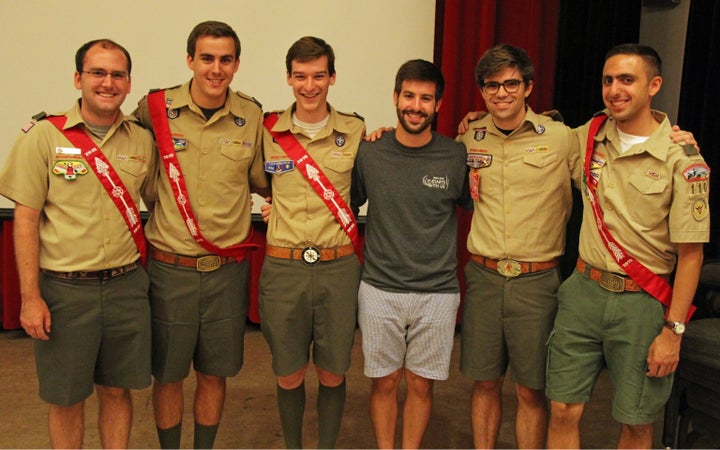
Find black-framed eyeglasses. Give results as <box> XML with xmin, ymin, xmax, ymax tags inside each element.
<box><xmin>481</xmin><ymin>79</ymin><xmax>523</xmax><ymax>95</ymax></box>
<box><xmin>82</xmin><ymin>69</ymin><xmax>129</xmax><ymax>81</ymax></box>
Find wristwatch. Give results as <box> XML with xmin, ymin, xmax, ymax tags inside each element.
<box><xmin>664</xmin><ymin>320</ymin><xmax>686</xmax><ymax>335</ymax></box>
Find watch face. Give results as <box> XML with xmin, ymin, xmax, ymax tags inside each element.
<box><xmin>674</xmin><ymin>322</ymin><xmax>686</xmax><ymax>334</ymax></box>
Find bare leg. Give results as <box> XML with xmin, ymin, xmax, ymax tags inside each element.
<box><xmin>401</xmin><ymin>369</ymin><xmax>434</xmax><ymax>449</ymax></box>
<box><xmin>153</xmin><ymin>379</ymin><xmax>184</xmax><ymax>429</ymax></box>
<box><xmin>617</xmin><ymin>423</ymin><xmax>653</xmax><ymax>449</ymax></box>
<box><xmin>515</xmin><ymin>384</ymin><xmax>547</xmax><ymax>449</ymax></box>
<box><xmin>370</xmin><ymin>368</ymin><xmax>403</xmax><ymax>449</ymax></box>
<box><xmin>546</xmin><ymin>400</ymin><xmax>584</xmax><ymax>449</ymax></box>
<box><xmin>194</xmin><ymin>372</ymin><xmax>226</xmax><ymax>426</ymax></box>
<box><xmin>48</xmin><ymin>401</ymin><xmax>84</xmax><ymax>449</ymax></box>
<box><xmin>96</xmin><ymin>385</ymin><xmax>132</xmax><ymax>449</ymax></box>
<box><xmin>470</xmin><ymin>379</ymin><xmax>503</xmax><ymax>449</ymax></box>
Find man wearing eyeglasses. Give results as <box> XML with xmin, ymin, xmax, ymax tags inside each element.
<box><xmin>455</xmin><ymin>44</ymin><xmax>580</xmax><ymax>449</ymax></box>
<box><xmin>0</xmin><ymin>39</ymin><xmax>157</xmax><ymax>448</ymax></box>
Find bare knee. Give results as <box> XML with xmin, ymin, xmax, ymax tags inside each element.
<box><xmin>316</xmin><ymin>366</ymin><xmax>344</xmax><ymax>387</ymax></box>
<box><xmin>372</xmin><ymin>368</ymin><xmax>403</xmax><ymax>396</ymax></box>
<box><xmin>549</xmin><ymin>400</ymin><xmax>583</xmax><ymax>425</ymax></box>
<box><xmin>516</xmin><ymin>384</ymin><xmax>546</xmax><ymax>407</ymax></box>
<box><xmin>195</xmin><ymin>372</ymin><xmax>225</xmax><ymax>389</ymax></box>
<box><xmin>474</xmin><ymin>378</ymin><xmax>503</xmax><ymax>395</ymax></box>
<box><xmin>95</xmin><ymin>385</ymin><xmax>131</xmax><ymax>403</ymax></box>
<box><xmin>278</xmin><ymin>365</ymin><xmax>308</xmax><ymax>390</ymax></box>
<box><xmin>405</xmin><ymin>370</ymin><xmax>434</xmax><ymax>398</ymax></box>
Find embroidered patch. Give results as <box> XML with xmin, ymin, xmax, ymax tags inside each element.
<box><xmin>172</xmin><ymin>138</ymin><xmax>188</xmax><ymax>151</ymax></box>
<box><xmin>117</xmin><ymin>155</ymin><xmax>147</xmax><ymax>162</ymax></box>
<box><xmin>473</xmin><ymin>128</ymin><xmax>486</xmax><ymax>141</ymax></box>
<box><xmin>682</xmin><ymin>164</ymin><xmax>710</xmax><ymax>182</ymax></box>
<box><xmin>422</xmin><ymin>176</ymin><xmax>449</xmax><ymax>190</ymax></box>
<box><xmin>21</xmin><ymin>121</ymin><xmax>35</xmax><ymax>133</ymax></box>
<box><xmin>265</xmin><ymin>160</ymin><xmax>294</xmax><ymax>174</ymax></box>
<box><xmin>692</xmin><ymin>198</ymin><xmax>709</xmax><ymax>221</ymax></box>
<box><xmin>52</xmin><ymin>160</ymin><xmax>88</xmax><ymax>180</ymax></box>
<box><xmin>646</xmin><ymin>170</ymin><xmax>660</xmax><ymax>180</ymax></box>
<box><xmin>467</xmin><ymin>153</ymin><xmax>492</xmax><ymax>169</ymax></box>
<box><xmin>335</xmin><ymin>135</ymin><xmax>346</xmax><ymax>147</ymax></box>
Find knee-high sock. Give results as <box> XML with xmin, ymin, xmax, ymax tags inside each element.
<box><xmin>193</xmin><ymin>422</ymin><xmax>219</xmax><ymax>449</ymax></box>
<box><xmin>157</xmin><ymin>422</ymin><xmax>182</xmax><ymax>449</ymax></box>
<box><xmin>277</xmin><ymin>382</ymin><xmax>306</xmax><ymax>448</ymax></box>
<box><xmin>317</xmin><ymin>379</ymin><xmax>346</xmax><ymax>449</ymax></box>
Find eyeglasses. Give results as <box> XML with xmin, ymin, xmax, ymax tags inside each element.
<box><xmin>82</xmin><ymin>69</ymin><xmax>129</xmax><ymax>81</ymax></box>
<box><xmin>481</xmin><ymin>79</ymin><xmax>523</xmax><ymax>95</ymax></box>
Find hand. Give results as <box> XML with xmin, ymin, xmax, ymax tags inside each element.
<box><xmin>669</xmin><ymin>125</ymin><xmax>700</xmax><ymax>151</ymax></box>
<box><xmin>364</xmin><ymin>126</ymin><xmax>394</xmax><ymax>142</ymax></box>
<box><xmin>260</xmin><ymin>196</ymin><xmax>272</xmax><ymax>224</ymax></box>
<box><xmin>20</xmin><ymin>295</ymin><xmax>51</xmax><ymax>340</ymax></box>
<box><xmin>646</xmin><ymin>328</ymin><xmax>681</xmax><ymax>378</ymax></box>
<box><xmin>457</xmin><ymin>111</ymin><xmax>486</xmax><ymax>134</ymax></box>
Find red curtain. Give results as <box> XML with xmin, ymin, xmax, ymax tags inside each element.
<box><xmin>434</xmin><ymin>0</ymin><xmax>560</xmax><ymax>317</ymax></box>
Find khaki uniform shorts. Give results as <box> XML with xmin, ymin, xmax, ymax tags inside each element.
<box><xmin>546</xmin><ymin>270</ymin><xmax>672</xmax><ymax>425</ymax></box>
<box><xmin>149</xmin><ymin>258</ymin><xmax>249</xmax><ymax>383</ymax></box>
<box><xmin>460</xmin><ymin>260</ymin><xmax>560</xmax><ymax>389</ymax></box>
<box><xmin>37</xmin><ymin>267</ymin><xmax>151</xmax><ymax>406</ymax></box>
<box><xmin>259</xmin><ymin>255</ymin><xmax>360</xmax><ymax>377</ymax></box>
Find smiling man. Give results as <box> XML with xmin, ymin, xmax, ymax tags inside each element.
<box><xmin>351</xmin><ymin>59</ymin><xmax>471</xmax><ymax>449</ymax></box>
<box><xmin>133</xmin><ymin>21</ymin><xmax>268</xmax><ymax>449</ymax></box>
<box><xmin>259</xmin><ymin>36</ymin><xmax>365</xmax><ymax>449</ymax></box>
<box><xmin>0</xmin><ymin>39</ymin><xmax>156</xmax><ymax>448</ymax></box>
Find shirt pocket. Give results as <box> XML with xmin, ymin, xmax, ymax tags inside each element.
<box><xmin>521</xmin><ymin>152</ymin><xmax>559</xmax><ymax>189</ymax></box>
<box><xmin>219</xmin><ymin>141</ymin><xmax>253</xmax><ymax>179</ymax></box>
<box><xmin>322</xmin><ymin>156</ymin><xmax>354</xmax><ymax>191</ymax></box>
<box><xmin>627</xmin><ymin>172</ymin><xmax>668</xmax><ymax>229</ymax></box>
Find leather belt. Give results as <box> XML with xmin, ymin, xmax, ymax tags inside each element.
<box><xmin>149</xmin><ymin>247</ymin><xmax>235</xmax><ymax>272</ymax></box>
<box><xmin>576</xmin><ymin>259</ymin><xmax>643</xmax><ymax>292</ymax></box>
<box><xmin>471</xmin><ymin>254</ymin><xmax>558</xmax><ymax>278</ymax></box>
<box><xmin>42</xmin><ymin>260</ymin><xmax>139</xmax><ymax>280</ymax></box>
<box><xmin>265</xmin><ymin>244</ymin><xmax>355</xmax><ymax>265</ymax></box>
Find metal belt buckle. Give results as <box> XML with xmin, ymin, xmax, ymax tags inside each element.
<box><xmin>301</xmin><ymin>246</ymin><xmax>320</xmax><ymax>265</ymax></box>
<box><xmin>599</xmin><ymin>272</ymin><xmax>625</xmax><ymax>292</ymax></box>
<box><xmin>497</xmin><ymin>259</ymin><xmax>522</xmax><ymax>278</ymax></box>
<box><xmin>196</xmin><ymin>255</ymin><xmax>221</xmax><ymax>272</ymax></box>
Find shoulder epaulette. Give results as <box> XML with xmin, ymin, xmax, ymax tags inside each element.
<box><xmin>337</xmin><ymin>110</ymin><xmax>365</xmax><ymax>122</ymax></box>
<box><xmin>235</xmin><ymin>90</ymin><xmax>263</xmax><ymax>109</ymax></box>
<box><xmin>540</xmin><ymin>109</ymin><xmax>564</xmax><ymax>123</ymax></box>
<box><xmin>149</xmin><ymin>83</ymin><xmax>182</xmax><ymax>94</ymax></box>
<box><xmin>592</xmin><ymin>109</ymin><xmax>607</xmax><ymax>118</ymax></box>
<box><xmin>682</xmin><ymin>144</ymin><xmax>699</xmax><ymax>156</ymax></box>
<box><xmin>32</xmin><ymin>111</ymin><xmax>48</xmax><ymax>121</ymax></box>
<box><xmin>264</xmin><ymin>110</ymin><xmax>283</xmax><ymax>118</ymax></box>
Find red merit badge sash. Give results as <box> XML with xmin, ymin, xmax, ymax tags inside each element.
<box><xmin>584</xmin><ymin>113</ymin><xmax>694</xmax><ymax>321</ymax></box>
<box><xmin>45</xmin><ymin>115</ymin><xmax>146</xmax><ymax>265</ymax></box>
<box><xmin>263</xmin><ymin>112</ymin><xmax>362</xmax><ymax>263</ymax></box>
<box><xmin>147</xmin><ymin>90</ymin><xmax>258</xmax><ymax>260</ymax></box>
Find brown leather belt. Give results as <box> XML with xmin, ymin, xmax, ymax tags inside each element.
<box><xmin>576</xmin><ymin>259</ymin><xmax>643</xmax><ymax>292</ymax></box>
<box><xmin>149</xmin><ymin>247</ymin><xmax>235</xmax><ymax>272</ymax></box>
<box><xmin>265</xmin><ymin>244</ymin><xmax>355</xmax><ymax>265</ymax></box>
<box><xmin>471</xmin><ymin>254</ymin><xmax>558</xmax><ymax>278</ymax></box>
<box><xmin>42</xmin><ymin>260</ymin><xmax>139</xmax><ymax>280</ymax></box>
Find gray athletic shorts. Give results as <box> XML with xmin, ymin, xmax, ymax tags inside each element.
<box><xmin>37</xmin><ymin>267</ymin><xmax>151</xmax><ymax>406</ymax></box>
<box><xmin>358</xmin><ymin>280</ymin><xmax>460</xmax><ymax>380</ymax></box>
<box><xmin>149</xmin><ymin>258</ymin><xmax>249</xmax><ymax>383</ymax></box>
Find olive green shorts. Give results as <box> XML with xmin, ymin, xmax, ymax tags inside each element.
<box><xmin>545</xmin><ymin>270</ymin><xmax>671</xmax><ymax>425</ymax></box>
<box><xmin>149</xmin><ymin>258</ymin><xmax>249</xmax><ymax>383</ymax></box>
<box><xmin>460</xmin><ymin>260</ymin><xmax>560</xmax><ymax>389</ymax></box>
<box><xmin>259</xmin><ymin>255</ymin><xmax>360</xmax><ymax>377</ymax></box>
<box><xmin>36</xmin><ymin>267</ymin><xmax>151</xmax><ymax>406</ymax></box>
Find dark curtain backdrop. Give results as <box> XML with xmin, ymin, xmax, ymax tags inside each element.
<box><xmin>552</xmin><ymin>0</ymin><xmax>642</xmax><ymax>276</ymax></box>
<box><xmin>434</xmin><ymin>0</ymin><xmax>560</xmax><ymax>310</ymax></box>
<box><xmin>679</xmin><ymin>1</ymin><xmax>720</xmax><ymax>258</ymax></box>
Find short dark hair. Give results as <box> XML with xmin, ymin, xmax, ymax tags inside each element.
<box><xmin>605</xmin><ymin>43</ymin><xmax>662</xmax><ymax>78</ymax></box>
<box><xmin>394</xmin><ymin>59</ymin><xmax>445</xmax><ymax>100</ymax></box>
<box><xmin>474</xmin><ymin>44</ymin><xmax>534</xmax><ymax>89</ymax></box>
<box><xmin>187</xmin><ymin>21</ymin><xmax>241</xmax><ymax>59</ymax></box>
<box><xmin>285</xmin><ymin>36</ymin><xmax>336</xmax><ymax>76</ymax></box>
<box><xmin>75</xmin><ymin>39</ymin><xmax>132</xmax><ymax>74</ymax></box>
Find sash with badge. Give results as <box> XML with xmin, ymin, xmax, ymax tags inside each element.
<box><xmin>584</xmin><ymin>113</ymin><xmax>695</xmax><ymax>321</ymax></box>
<box><xmin>42</xmin><ymin>113</ymin><xmax>147</xmax><ymax>265</ymax></box>
<box><xmin>146</xmin><ymin>90</ymin><xmax>258</xmax><ymax>262</ymax></box>
<box><xmin>263</xmin><ymin>112</ymin><xmax>362</xmax><ymax>264</ymax></box>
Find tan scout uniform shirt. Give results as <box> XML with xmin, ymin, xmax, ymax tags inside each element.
<box><xmin>264</xmin><ymin>104</ymin><xmax>365</xmax><ymax>248</ymax></box>
<box><xmin>135</xmin><ymin>81</ymin><xmax>267</xmax><ymax>255</ymax></box>
<box><xmin>457</xmin><ymin>107</ymin><xmax>581</xmax><ymax>261</ymax></box>
<box><xmin>0</xmin><ymin>101</ymin><xmax>157</xmax><ymax>271</ymax></box>
<box><xmin>577</xmin><ymin>110</ymin><xmax>710</xmax><ymax>275</ymax></box>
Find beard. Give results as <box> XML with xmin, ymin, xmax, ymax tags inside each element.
<box><xmin>396</xmin><ymin>106</ymin><xmax>435</xmax><ymax>135</ymax></box>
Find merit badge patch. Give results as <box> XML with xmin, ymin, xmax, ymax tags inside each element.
<box><xmin>167</xmin><ymin>108</ymin><xmax>179</xmax><ymax>120</ymax></box>
<box><xmin>335</xmin><ymin>135</ymin><xmax>346</xmax><ymax>147</ymax></box>
<box><xmin>473</xmin><ymin>128</ymin><xmax>487</xmax><ymax>141</ymax></box>
<box><xmin>467</xmin><ymin>153</ymin><xmax>492</xmax><ymax>169</ymax></box>
<box><xmin>265</xmin><ymin>160</ymin><xmax>294</xmax><ymax>174</ymax></box>
<box><xmin>53</xmin><ymin>160</ymin><xmax>88</xmax><ymax>180</ymax></box>
<box><xmin>683</xmin><ymin>164</ymin><xmax>710</xmax><ymax>182</ymax></box>
<box><xmin>235</xmin><ymin>117</ymin><xmax>246</xmax><ymax>127</ymax></box>
<box><xmin>692</xmin><ymin>198</ymin><xmax>709</xmax><ymax>221</ymax></box>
